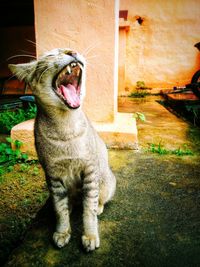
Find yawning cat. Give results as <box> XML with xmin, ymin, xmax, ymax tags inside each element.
<box><xmin>9</xmin><ymin>48</ymin><xmax>116</xmax><ymax>252</ymax></box>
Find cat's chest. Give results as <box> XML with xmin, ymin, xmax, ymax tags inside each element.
<box><xmin>47</xmin><ymin>136</ymin><xmax>91</xmax><ymax>160</ymax></box>
<box><xmin>61</xmin><ymin>158</ymin><xmax>84</xmax><ymax>184</ymax></box>
<box><xmin>36</xmin><ymin>125</ymin><xmax>93</xmax><ymax>160</ymax></box>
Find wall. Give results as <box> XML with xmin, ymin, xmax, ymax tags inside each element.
<box><xmin>34</xmin><ymin>0</ymin><xmax>117</xmax><ymax>123</ymax></box>
<box><xmin>120</xmin><ymin>0</ymin><xmax>200</xmax><ymax>94</ymax></box>
<box><xmin>118</xmin><ymin>27</ymin><xmax>126</xmax><ymax>95</ymax></box>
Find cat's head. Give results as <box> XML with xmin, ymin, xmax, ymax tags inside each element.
<box><xmin>9</xmin><ymin>48</ymin><xmax>86</xmax><ymax>110</ymax></box>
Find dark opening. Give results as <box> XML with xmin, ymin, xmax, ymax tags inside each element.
<box><xmin>136</xmin><ymin>16</ymin><xmax>144</xmax><ymax>25</ymax></box>
<box><xmin>119</xmin><ymin>10</ymin><xmax>128</xmax><ymax>21</ymax></box>
<box><xmin>0</xmin><ymin>0</ymin><xmax>36</xmax><ymax>98</ymax></box>
<box><xmin>0</xmin><ymin>0</ymin><xmax>34</xmax><ymax>27</ymax></box>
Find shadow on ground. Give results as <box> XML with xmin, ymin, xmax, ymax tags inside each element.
<box><xmin>4</xmin><ymin>151</ymin><xmax>200</xmax><ymax>267</ymax></box>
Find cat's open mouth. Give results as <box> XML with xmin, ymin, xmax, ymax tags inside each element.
<box><xmin>53</xmin><ymin>61</ymin><xmax>83</xmax><ymax>109</ymax></box>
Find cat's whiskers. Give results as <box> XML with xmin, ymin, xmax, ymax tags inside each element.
<box><xmin>85</xmin><ymin>53</ymin><xmax>101</xmax><ymax>71</ymax></box>
<box><xmin>26</xmin><ymin>39</ymin><xmax>37</xmax><ymax>47</ymax></box>
<box><xmin>38</xmin><ymin>66</ymin><xmax>54</xmax><ymax>83</ymax></box>
<box><xmin>6</xmin><ymin>54</ymin><xmax>37</xmax><ymax>61</ymax></box>
<box><xmin>26</xmin><ymin>39</ymin><xmax>48</xmax><ymax>54</ymax></box>
<box><xmin>82</xmin><ymin>41</ymin><xmax>101</xmax><ymax>57</ymax></box>
<box><xmin>85</xmin><ymin>54</ymin><xmax>100</xmax><ymax>60</ymax></box>
<box><xmin>19</xmin><ymin>70</ymin><xmax>29</xmax><ymax>81</ymax></box>
<box><xmin>20</xmin><ymin>49</ymin><xmax>36</xmax><ymax>56</ymax></box>
<box><xmin>85</xmin><ymin>62</ymin><xmax>96</xmax><ymax>70</ymax></box>
<box><xmin>51</xmin><ymin>31</ymin><xmax>72</xmax><ymax>49</ymax></box>
<box><xmin>36</xmin><ymin>64</ymin><xmax>50</xmax><ymax>71</ymax></box>
<box><xmin>5</xmin><ymin>74</ymin><xmax>18</xmax><ymax>82</ymax></box>
<box><xmin>86</xmin><ymin>61</ymin><xmax>102</xmax><ymax>71</ymax></box>
<box><xmin>11</xmin><ymin>67</ymin><xmax>29</xmax><ymax>81</ymax></box>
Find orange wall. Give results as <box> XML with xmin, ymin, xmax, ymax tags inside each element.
<box><xmin>34</xmin><ymin>0</ymin><xmax>118</xmax><ymax>123</ymax></box>
<box><xmin>120</xmin><ymin>0</ymin><xmax>200</xmax><ymax>93</ymax></box>
<box><xmin>118</xmin><ymin>28</ymin><xmax>126</xmax><ymax>95</ymax></box>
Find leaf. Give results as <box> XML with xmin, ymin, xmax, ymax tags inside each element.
<box><xmin>0</xmin><ymin>143</ymin><xmax>7</xmax><ymax>152</ymax></box>
<box><xmin>5</xmin><ymin>148</ymin><xmax>13</xmax><ymax>155</ymax></box>
<box><xmin>14</xmin><ymin>140</ymin><xmax>23</xmax><ymax>149</ymax></box>
<box><xmin>0</xmin><ymin>155</ymin><xmax>7</xmax><ymax>163</ymax></box>
<box><xmin>137</xmin><ymin>112</ymin><xmax>146</xmax><ymax>122</ymax></box>
<box><xmin>15</xmin><ymin>149</ymin><xmax>21</xmax><ymax>157</ymax></box>
<box><xmin>7</xmin><ymin>166</ymin><xmax>14</xmax><ymax>172</ymax></box>
<box><xmin>133</xmin><ymin>112</ymin><xmax>146</xmax><ymax>122</ymax></box>
<box><xmin>6</xmin><ymin>137</ymin><xmax>13</xmax><ymax>143</ymax></box>
<box><xmin>0</xmin><ymin>105</ymin><xmax>36</xmax><ymax>134</ymax></box>
<box><xmin>21</xmin><ymin>153</ymin><xmax>28</xmax><ymax>160</ymax></box>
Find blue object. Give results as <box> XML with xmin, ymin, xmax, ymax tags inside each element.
<box><xmin>19</xmin><ymin>96</ymin><xmax>35</xmax><ymax>103</ymax></box>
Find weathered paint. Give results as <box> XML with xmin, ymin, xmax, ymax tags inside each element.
<box><xmin>119</xmin><ymin>0</ymin><xmax>200</xmax><ymax>94</ymax></box>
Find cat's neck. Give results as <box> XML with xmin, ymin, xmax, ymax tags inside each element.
<box><xmin>38</xmin><ymin>104</ymin><xmax>82</xmax><ymax>119</ymax></box>
<box><xmin>36</xmin><ymin>104</ymin><xmax>87</xmax><ymax>138</ymax></box>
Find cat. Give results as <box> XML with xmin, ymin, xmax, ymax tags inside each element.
<box><xmin>9</xmin><ymin>48</ymin><xmax>116</xmax><ymax>252</ymax></box>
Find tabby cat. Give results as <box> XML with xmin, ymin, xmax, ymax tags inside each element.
<box><xmin>9</xmin><ymin>48</ymin><xmax>116</xmax><ymax>252</ymax></box>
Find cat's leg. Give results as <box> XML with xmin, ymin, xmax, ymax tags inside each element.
<box><xmin>98</xmin><ymin>168</ymin><xmax>116</xmax><ymax>215</ymax></box>
<box><xmin>49</xmin><ymin>178</ymin><xmax>71</xmax><ymax>248</ymax></box>
<box><xmin>82</xmin><ymin>170</ymin><xmax>100</xmax><ymax>252</ymax></box>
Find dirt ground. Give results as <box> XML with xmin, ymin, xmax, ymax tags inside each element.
<box><xmin>1</xmin><ymin>96</ymin><xmax>200</xmax><ymax>266</ymax></box>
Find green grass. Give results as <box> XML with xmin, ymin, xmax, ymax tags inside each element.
<box><xmin>129</xmin><ymin>90</ymin><xmax>150</xmax><ymax>98</ymax></box>
<box><xmin>0</xmin><ymin>138</ymin><xmax>29</xmax><ymax>182</ymax></box>
<box><xmin>147</xmin><ymin>143</ymin><xmax>194</xmax><ymax>156</ymax></box>
<box><xmin>0</xmin><ymin>104</ymin><xmax>37</xmax><ymax>134</ymax></box>
<box><xmin>129</xmin><ymin>81</ymin><xmax>152</xmax><ymax>98</ymax></box>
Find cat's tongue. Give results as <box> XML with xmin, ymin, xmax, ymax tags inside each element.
<box><xmin>60</xmin><ymin>84</ymin><xmax>80</xmax><ymax>108</ymax></box>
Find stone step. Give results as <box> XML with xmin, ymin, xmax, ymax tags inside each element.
<box><xmin>11</xmin><ymin>112</ymin><xmax>138</xmax><ymax>159</ymax></box>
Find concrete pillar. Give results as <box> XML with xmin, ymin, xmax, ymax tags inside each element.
<box><xmin>34</xmin><ymin>0</ymin><xmax>118</xmax><ymax>123</ymax></box>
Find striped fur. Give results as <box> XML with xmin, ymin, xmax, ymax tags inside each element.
<box><xmin>9</xmin><ymin>48</ymin><xmax>116</xmax><ymax>252</ymax></box>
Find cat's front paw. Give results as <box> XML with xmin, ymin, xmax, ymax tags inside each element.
<box><xmin>82</xmin><ymin>234</ymin><xmax>100</xmax><ymax>252</ymax></box>
<box><xmin>97</xmin><ymin>204</ymin><xmax>104</xmax><ymax>215</ymax></box>
<box><xmin>53</xmin><ymin>231</ymin><xmax>71</xmax><ymax>248</ymax></box>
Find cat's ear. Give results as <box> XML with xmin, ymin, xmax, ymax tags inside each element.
<box><xmin>8</xmin><ymin>61</ymin><xmax>36</xmax><ymax>83</ymax></box>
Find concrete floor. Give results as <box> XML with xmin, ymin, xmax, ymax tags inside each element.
<box><xmin>118</xmin><ymin>96</ymin><xmax>200</xmax><ymax>152</ymax></box>
<box><xmin>4</xmin><ymin>96</ymin><xmax>200</xmax><ymax>267</ymax></box>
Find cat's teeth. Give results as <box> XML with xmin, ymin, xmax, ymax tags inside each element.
<box><xmin>66</xmin><ymin>65</ymin><xmax>71</xmax><ymax>74</ymax></box>
<box><xmin>71</xmin><ymin>62</ymin><xmax>77</xmax><ymax>67</ymax></box>
<box><xmin>77</xmin><ymin>62</ymin><xmax>83</xmax><ymax>69</ymax></box>
<box><xmin>77</xmin><ymin>69</ymin><xmax>80</xmax><ymax>76</ymax></box>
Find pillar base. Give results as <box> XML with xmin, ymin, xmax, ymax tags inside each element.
<box><xmin>11</xmin><ymin>113</ymin><xmax>138</xmax><ymax>159</ymax></box>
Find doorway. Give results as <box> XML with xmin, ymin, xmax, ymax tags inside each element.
<box><xmin>0</xmin><ymin>0</ymin><xmax>36</xmax><ymax>97</ymax></box>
